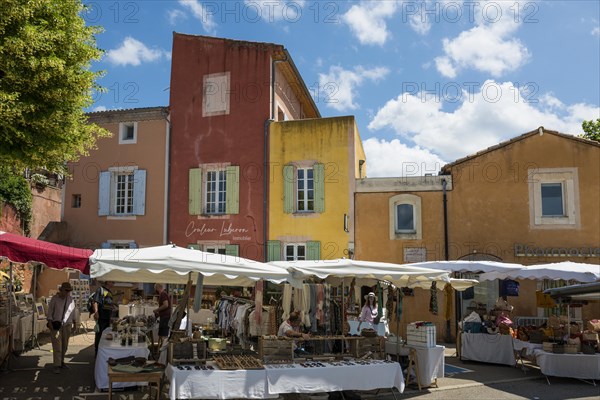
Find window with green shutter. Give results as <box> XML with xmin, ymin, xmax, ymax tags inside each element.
<box><xmin>267</xmin><ymin>240</ymin><xmax>282</xmax><ymax>262</ymax></box>
<box><xmin>225</xmin><ymin>244</ymin><xmax>239</xmax><ymax>257</ymax></box>
<box><xmin>306</xmin><ymin>241</ymin><xmax>321</xmax><ymax>260</ymax></box>
<box><xmin>225</xmin><ymin>166</ymin><xmax>239</xmax><ymax>214</ymax></box>
<box><xmin>283</xmin><ymin>165</ymin><xmax>294</xmax><ymax>214</ymax></box>
<box><xmin>189</xmin><ymin>168</ymin><xmax>202</xmax><ymax>215</ymax></box>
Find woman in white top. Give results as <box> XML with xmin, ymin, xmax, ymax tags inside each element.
<box><xmin>357</xmin><ymin>292</ymin><xmax>378</xmax><ymax>331</ymax></box>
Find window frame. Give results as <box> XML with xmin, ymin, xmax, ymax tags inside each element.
<box><xmin>529</xmin><ymin>168</ymin><xmax>579</xmax><ymax>229</ymax></box>
<box><xmin>284</xmin><ymin>243</ymin><xmax>307</xmax><ymax>261</ymax></box>
<box><xmin>113</xmin><ymin>171</ymin><xmax>135</xmax><ymax>215</ymax></box>
<box><xmin>205</xmin><ymin>168</ymin><xmax>227</xmax><ymax>215</ymax></box>
<box><xmin>389</xmin><ymin>194</ymin><xmax>422</xmax><ymax>240</ymax></box>
<box><xmin>118</xmin><ymin>122</ymin><xmax>137</xmax><ymax>144</ymax></box>
<box><xmin>296</xmin><ymin>167</ymin><xmax>315</xmax><ymax>213</ymax></box>
<box><xmin>71</xmin><ymin>194</ymin><xmax>81</xmax><ymax>208</ymax></box>
<box><xmin>395</xmin><ymin>203</ymin><xmax>416</xmax><ymax>233</ymax></box>
<box><xmin>202</xmin><ymin>71</ymin><xmax>231</xmax><ymax>117</ymax></box>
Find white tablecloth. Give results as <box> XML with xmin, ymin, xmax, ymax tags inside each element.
<box><xmin>533</xmin><ymin>349</ymin><xmax>600</xmax><ymax>380</ymax></box>
<box><xmin>166</xmin><ymin>362</ymin><xmax>276</xmax><ymax>399</ymax></box>
<box><xmin>266</xmin><ymin>360</ymin><xmax>404</xmax><ymax>395</ymax></box>
<box><xmin>118</xmin><ymin>304</ymin><xmax>156</xmax><ymax>318</ymax></box>
<box><xmin>385</xmin><ymin>339</ymin><xmax>445</xmax><ymax>387</ymax></box>
<box><xmin>461</xmin><ymin>333</ymin><xmax>516</xmax><ymax>366</ymax></box>
<box><xmin>513</xmin><ymin>339</ymin><xmax>543</xmax><ymax>356</ymax></box>
<box><xmin>94</xmin><ymin>329</ymin><xmax>150</xmax><ymax>390</ymax></box>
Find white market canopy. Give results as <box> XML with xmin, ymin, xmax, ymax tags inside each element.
<box><xmin>407</xmin><ymin>277</ymin><xmax>479</xmax><ymax>291</ymax></box>
<box><xmin>90</xmin><ymin>245</ymin><xmax>301</xmax><ymax>287</ymax></box>
<box><xmin>269</xmin><ymin>258</ymin><xmax>464</xmax><ymax>288</ymax></box>
<box><xmin>478</xmin><ymin>261</ymin><xmax>600</xmax><ymax>283</ymax></box>
<box><xmin>407</xmin><ymin>260</ymin><xmax>524</xmax><ymax>274</ymax></box>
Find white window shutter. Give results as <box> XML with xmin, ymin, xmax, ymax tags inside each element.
<box><xmin>98</xmin><ymin>171</ymin><xmax>110</xmax><ymax>216</ymax></box>
<box><xmin>133</xmin><ymin>169</ymin><xmax>146</xmax><ymax>215</ymax></box>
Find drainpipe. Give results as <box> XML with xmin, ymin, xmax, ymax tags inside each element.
<box><xmin>264</xmin><ymin>55</ymin><xmax>288</xmax><ymax>261</ymax></box>
<box><xmin>442</xmin><ymin>178</ymin><xmax>452</xmax><ymax>342</ymax></box>
<box><xmin>161</xmin><ymin>107</ymin><xmax>171</xmax><ymax>245</ymax></box>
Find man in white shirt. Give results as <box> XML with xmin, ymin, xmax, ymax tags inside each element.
<box><xmin>278</xmin><ymin>311</ymin><xmax>310</xmax><ymax>354</ymax></box>
<box><xmin>47</xmin><ymin>282</ymin><xmax>77</xmax><ymax>374</ymax></box>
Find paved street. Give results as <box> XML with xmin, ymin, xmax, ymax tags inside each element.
<box><xmin>1</xmin><ymin>327</ymin><xmax>599</xmax><ymax>400</ymax></box>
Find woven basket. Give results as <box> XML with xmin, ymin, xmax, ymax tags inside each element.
<box><xmin>361</xmin><ymin>328</ymin><xmax>377</xmax><ymax>337</ymax></box>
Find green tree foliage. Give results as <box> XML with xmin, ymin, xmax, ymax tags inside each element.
<box><xmin>581</xmin><ymin>118</ymin><xmax>600</xmax><ymax>142</ymax></box>
<box><xmin>0</xmin><ymin>0</ymin><xmax>110</xmax><ymax>173</ymax></box>
<box><xmin>0</xmin><ymin>166</ymin><xmax>32</xmax><ymax>235</ymax></box>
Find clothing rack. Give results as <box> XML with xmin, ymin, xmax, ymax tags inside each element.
<box><xmin>220</xmin><ymin>295</ymin><xmax>254</xmax><ymax>304</ymax></box>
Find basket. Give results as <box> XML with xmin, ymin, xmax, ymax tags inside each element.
<box><xmin>563</xmin><ymin>344</ymin><xmax>578</xmax><ymax>354</ymax></box>
<box><xmin>582</xmin><ymin>341</ymin><xmax>597</xmax><ymax>355</ymax></box>
<box><xmin>361</xmin><ymin>328</ymin><xmax>378</xmax><ymax>337</ymax></box>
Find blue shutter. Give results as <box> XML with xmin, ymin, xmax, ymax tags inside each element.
<box><xmin>133</xmin><ymin>169</ymin><xmax>146</xmax><ymax>215</ymax></box>
<box><xmin>129</xmin><ymin>242</ymin><xmax>138</xmax><ymax>249</ymax></box>
<box><xmin>98</xmin><ymin>171</ymin><xmax>110</xmax><ymax>216</ymax></box>
<box><xmin>100</xmin><ymin>241</ymin><xmax>110</xmax><ymax>249</ymax></box>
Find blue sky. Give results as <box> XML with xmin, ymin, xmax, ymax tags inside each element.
<box><xmin>85</xmin><ymin>0</ymin><xmax>600</xmax><ymax>177</ymax></box>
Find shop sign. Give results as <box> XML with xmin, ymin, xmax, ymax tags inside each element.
<box><xmin>514</xmin><ymin>244</ymin><xmax>600</xmax><ymax>257</ymax></box>
<box><xmin>404</xmin><ymin>247</ymin><xmax>427</xmax><ymax>263</ymax></box>
<box><xmin>185</xmin><ymin>221</ymin><xmax>251</xmax><ymax>240</ymax></box>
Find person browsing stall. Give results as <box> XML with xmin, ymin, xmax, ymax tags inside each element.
<box><xmin>357</xmin><ymin>292</ymin><xmax>378</xmax><ymax>331</ymax></box>
<box><xmin>47</xmin><ymin>282</ymin><xmax>77</xmax><ymax>374</ymax></box>
<box><xmin>153</xmin><ymin>283</ymin><xmax>172</xmax><ymax>348</ymax></box>
<box><xmin>92</xmin><ymin>280</ymin><xmax>115</xmax><ymax>356</ymax></box>
<box><xmin>278</xmin><ymin>311</ymin><xmax>310</xmax><ymax>355</ymax></box>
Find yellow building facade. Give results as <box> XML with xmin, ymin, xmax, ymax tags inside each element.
<box><xmin>268</xmin><ymin>117</ymin><xmax>365</xmax><ymax>261</ymax></box>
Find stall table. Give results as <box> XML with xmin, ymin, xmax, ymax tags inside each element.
<box><xmin>533</xmin><ymin>349</ymin><xmax>600</xmax><ymax>381</ymax></box>
<box><xmin>118</xmin><ymin>304</ymin><xmax>156</xmax><ymax>318</ymax></box>
<box><xmin>265</xmin><ymin>360</ymin><xmax>404</xmax><ymax>396</ymax></box>
<box><xmin>108</xmin><ymin>365</ymin><xmax>162</xmax><ymax>400</ymax></box>
<box><xmin>460</xmin><ymin>332</ymin><xmax>516</xmax><ymax>366</ymax></box>
<box><xmin>385</xmin><ymin>338</ymin><xmax>444</xmax><ymax>388</ymax></box>
<box><xmin>165</xmin><ymin>362</ymin><xmax>275</xmax><ymax>399</ymax></box>
<box><xmin>513</xmin><ymin>339</ymin><xmax>543</xmax><ymax>356</ymax></box>
<box><xmin>95</xmin><ymin>329</ymin><xmax>150</xmax><ymax>390</ymax></box>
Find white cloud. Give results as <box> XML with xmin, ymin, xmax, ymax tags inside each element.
<box><xmin>363</xmin><ymin>138</ymin><xmax>446</xmax><ymax>177</ymax></box>
<box><xmin>179</xmin><ymin>0</ymin><xmax>217</xmax><ymax>34</ymax></box>
<box><xmin>168</xmin><ymin>9</ymin><xmax>187</xmax><ymax>25</ymax></box>
<box><xmin>592</xmin><ymin>26</ymin><xmax>600</xmax><ymax>36</ymax></box>
<box><xmin>92</xmin><ymin>106</ymin><xmax>107</xmax><ymax>112</ymax></box>
<box><xmin>368</xmin><ymin>80</ymin><xmax>600</xmax><ymax>166</ymax></box>
<box><xmin>434</xmin><ymin>1</ymin><xmax>531</xmax><ymax>77</ymax></box>
<box><xmin>243</xmin><ymin>0</ymin><xmax>306</xmax><ymax>22</ymax></box>
<box><xmin>106</xmin><ymin>37</ymin><xmax>168</xmax><ymax>66</ymax></box>
<box><xmin>319</xmin><ymin>65</ymin><xmax>390</xmax><ymax>111</ymax></box>
<box><xmin>342</xmin><ymin>1</ymin><xmax>399</xmax><ymax>46</ymax></box>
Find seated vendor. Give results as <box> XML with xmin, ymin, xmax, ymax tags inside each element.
<box><xmin>278</xmin><ymin>311</ymin><xmax>310</xmax><ymax>355</ymax></box>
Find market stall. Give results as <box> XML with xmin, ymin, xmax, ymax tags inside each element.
<box><xmin>0</xmin><ymin>231</ymin><xmax>91</xmax><ymax>365</ymax></box>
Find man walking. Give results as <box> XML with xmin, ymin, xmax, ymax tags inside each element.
<box><xmin>47</xmin><ymin>282</ymin><xmax>77</xmax><ymax>374</ymax></box>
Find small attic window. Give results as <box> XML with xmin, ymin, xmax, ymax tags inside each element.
<box><xmin>119</xmin><ymin>122</ymin><xmax>137</xmax><ymax>144</ymax></box>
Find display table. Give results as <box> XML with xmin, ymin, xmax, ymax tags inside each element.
<box><xmin>11</xmin><ymin>313</ymin><xmax>48</xmax><ymax>351</ymax></box>
<box><xmin>95</xmin><ymin>329</ymin><xmax>150</xmax><ymax>390</ymax></box>
<box><xmin>165</xmin><ymin>360</ymin><xmax>404</xmax><ymax>399</ymax></box>
<box><xmin>533</xmin><ymin>349</ymin><xmax>600</xmax><ymax>381</ymax></box>
<box><xmin>165</xmin><ymin>362</ymin><xmax>275</xmax><ymax>399</ymax></box>
<box><xmin>385</xmin><ymin>338</ymin><xmax>444</xmax><ymax>388</ymax></box>
<box><xmin>108</xmin><ymin>366</ymin><xmax>162</xmax><ymax>400</ymax></box>
<box><xmin>513</xmin><ymin>339</ymin><xmax>543</xmax><ymax>356</ymax></box>
<box><xmin>266</xmin><ymin>360</ymin><xmax>404</xmax><ymax>395</ymax></box>
<box><xmin>460</xmin><ymin>332</ymin><xmax>516</xmax><ymax>366</ymax></box>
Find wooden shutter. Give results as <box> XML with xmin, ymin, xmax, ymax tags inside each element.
<box><xmin>306</xmin><ymin>241</ymin><xmax>321</xmax><ymax>260</ymax></box>
<box><xmin>189</xmin><ymin>168</ymin><xmax>202</xmax><ymax>215</ymax></box>
<box><xmin>98</xmin><ymin>171</ymin><xmax>110</xmax><ymax>216</ymax></box>
<box><xmin>267</xmin><ymin>240</ymin><xmax>281</xmax><ymax>262</ymax></box>
<box><xmin>225</xmin><ymin>166</ymin><xmax>240</xmax><ymax>214</ymax></box>
<box><xmin>225</xmin><ymin>244</ymin><xmax>239</xmax><ymax>257</ymax></box>
<box><xmin>133</xmin><ymin>169</ymin><xmax>146</xmax><ymax>215</ymax></box>
<box><xmin>314</xmin><ymin>163</ymin><xmax>325</xmax><ymax>213</ymax></box>
<box><xmin>283</xmin><ymin>165</ymin><xmax>294</xmax><ymax>214</ymax></box>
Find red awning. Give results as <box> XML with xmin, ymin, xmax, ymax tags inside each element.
<box><xmin>0</xmin><ymin>231</ymin><xmax>92</xmax><ymax>274</ymax></box>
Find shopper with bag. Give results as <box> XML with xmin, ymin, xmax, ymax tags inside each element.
<box><xmin>92</xmin><ymin>280</ymin><xmax>115</xmax><ymax>356</ymax></box>
<box><xmin>46</xmin><ymin>282</ymin><xmax>77</xmax><ymax>374</ymax></box>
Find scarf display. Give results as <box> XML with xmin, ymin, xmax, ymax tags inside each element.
<box><xmin>429</xmin><ymin>281</ymin><xmax>438</xmax><ymax>315</ymax></box>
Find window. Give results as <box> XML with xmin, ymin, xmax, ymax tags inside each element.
<box><xmin>285</xmin><ymin>244</ymin><xmax>306</xmax><ymax>261</ymax></box>
<box><xmin>71</xmin><ymin>194</ymin><xmax>81</xmax><ymax>208</ymax></box>
<box><xmin>297</xmin><ymin>168</ymin><xmax>314</xmax><ymax>212</ymax></box>
<box><xmin>188</xmin><ymin>166</ymin><xmax>239</xmax><ymax>216</ymax></box>
<box><xmin>541</xmin><ymin>183</ymin><xmax>564</xmax><ymax>216</ymax></box>
<box><xmin>389</xmin><ymin>194</ymin><xmax>422</xmax><ymax>240</ymax></box>
<box><xmin>206</xmin><ymin>247</ymin><xmax>227</xmax><ymax>255</ymax></box>
<box><xmin>203</xmin><ymin>72</ymin><xmax>230</xmax><ymax>117</ymax></box>
<box><xmin>119</xmin><ymin>122</ymin><xmax>137</xmax><ymax>144</ymax></box>
<box><xmin>101</xmin><ymin>241</ymin><xmax>137</xmax><ymax>249</ymax></box>
<box><xmin>115</xmin><ymin>172</ymin><xmax>134</xmax><ymax>215</ymax></box>
<box><xmin>529</xmin><ymin>168</ymin><xmax>579</xmax><ymax>229</ymax></box>
<box><xmin>283</xmin><ymin>163</ymin><xmax>324</xmax><ymax>214</ymax></box>
<box><xmin>188</xmin><ymin>243</ymin><xmax>238</xmax><ymax>256</ymax></box>
<box><xmin>396</xmin><ymin>204</ymin><xmax>415</xmax><ymax>233</ymax></box>
<box><xmin>267</xmin><ymin>240</ymin><xmax>320</xmax><ymax>261</ymax></box>
<box><xmin>98</xmin><ymin>168</ymin><xmax>146</xmax><ymax>217</ymax></box>
<box><xmin>206</xmin><ymin>170</ymin><xmax>227</xmax><ymax>214</ymax></box>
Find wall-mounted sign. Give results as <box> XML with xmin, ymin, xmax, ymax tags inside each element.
<box><xmin>514</xmin><ymin>244</ymin><xmax>600</xmax><ymax>257</ymax></box>
<box><xmin>186</xmin><ymin>221</ymin><xmax>250</xmax><ymax>240</ymax></box>
<box><xmin>404</xmin><ymin>247</ymin><xmax>427</xmax><ymax>263</ymax></box>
